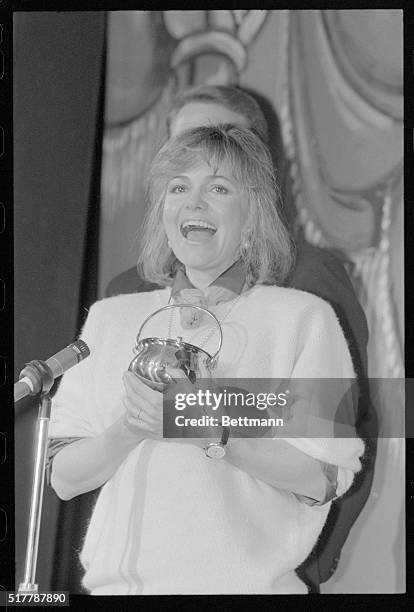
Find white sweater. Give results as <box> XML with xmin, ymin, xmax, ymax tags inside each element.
<box><xmin>49</xmin><ymin>285</ymin><xmax>364</xmax><ymax>595</ymax></box>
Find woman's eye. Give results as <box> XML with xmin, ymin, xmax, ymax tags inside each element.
<box><xmin>211</xmin><ymin>185</ymin><xmax>228</xmax><ymax>194</ymax></box>
<box><xmin>170</xmin><ymin>184</ymin><xmax>187</xmax><ymax>193</ymax></box>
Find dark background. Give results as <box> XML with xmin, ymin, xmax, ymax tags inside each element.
<box><xmin>13</xmin><ymin>12</ymin><xmax>105</xmax><ymax>590</ymax></box>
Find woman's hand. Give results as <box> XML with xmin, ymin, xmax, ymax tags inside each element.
<box><xmin>122</xmin><ymin>371</ymin><xmax>164</xmax><ymax>439</ymax></box>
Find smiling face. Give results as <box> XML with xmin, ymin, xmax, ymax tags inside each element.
<box><xmin>162</xmin><ymin>159</ymin><xmax>249</xmax><ymax>287</ymax></box>
<box><xmin>141</xmin><ymin>125</ymin><xmax>293</xmax><ymax>289</ymax></box>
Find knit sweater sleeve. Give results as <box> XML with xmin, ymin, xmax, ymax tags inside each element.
<box><xmin>278</xmin><ymin>298</ymin><xmax>365</xmax><ymax>496</ymax></box>
<box><xmin>49</xmin><ymin>302</ymin><xmax>103</xmax><ymax>440</ymax></box>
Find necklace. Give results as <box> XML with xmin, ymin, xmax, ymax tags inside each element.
<box><xmin>166</xmin><ymin>295</ymin><xmax>243</xmax><ymax>364</ymax></box>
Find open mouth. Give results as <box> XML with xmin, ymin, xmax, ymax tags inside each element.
<box><xmin>180</xmin><ymin>219</ymin><xmax>217</xmax><ymax>241</ymax></box>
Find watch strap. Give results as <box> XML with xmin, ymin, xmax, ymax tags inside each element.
<box><xmin>220</xmin><ymin>425</ymin><xmax>230</xmax><ymax>446</ymax></box>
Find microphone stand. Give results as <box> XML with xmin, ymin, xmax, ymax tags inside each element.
<box><xmin>16</xmin><ymin>360</ymin><xmax>54</xmax><ymax>593</ymax></box>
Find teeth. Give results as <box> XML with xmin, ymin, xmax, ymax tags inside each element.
<box><xmin>180</xmin><ymin>219</ymin><xmax>217</xmax><ymax>239</ymax></box>
<box><xmin>181</xmin><ymin>219</ymin><xmax>217</xmax><ymax>231</ymax></box>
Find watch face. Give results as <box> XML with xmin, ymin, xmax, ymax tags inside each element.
<box><xmin>206</xmin><ymin>443</ymin><xmax>226</xmax><ymax>459</ymax></box>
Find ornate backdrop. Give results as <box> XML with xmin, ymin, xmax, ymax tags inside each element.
<box><xmin>99</xmin><ymin>10</ymin><xmax>404</xmax><ymax>593</ymax></box>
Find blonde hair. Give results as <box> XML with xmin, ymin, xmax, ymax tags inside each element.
<box><xmin>138</xmin><ymin>125</ymin><xmax>294</xmax><ymax>287</ymax></box>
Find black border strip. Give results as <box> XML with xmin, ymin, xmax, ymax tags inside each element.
<box><xmin>0</xmin><ymin>0</ymin><xmax>14</xmax><ymax>595</ymax></box>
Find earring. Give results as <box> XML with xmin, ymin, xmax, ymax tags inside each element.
<box><xmin>240</xmin><ymin>240</ymin><xmax>250</xmax><ymax>258</ymax></box>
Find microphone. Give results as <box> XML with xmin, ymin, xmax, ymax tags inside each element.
<box><xmin>14</xmin><ymin>340</ymin><xmax>90</xmax><ymax>402</ymax></box>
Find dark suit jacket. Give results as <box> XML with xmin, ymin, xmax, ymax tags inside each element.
<box><xmin>285</xmin><ymin>240</ymin><xmax>376</xmax><ymax>589</ymax></box>
<box><xmin>106</xmin><ymin>239</ymin><xmax>377</xmax><ymax>591</ymax></box>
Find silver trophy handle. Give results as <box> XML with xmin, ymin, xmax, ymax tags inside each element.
<box><xmin>135</xmin><ymin>303</ymin><xmax>223</xmax><ymax>362</ymax></box>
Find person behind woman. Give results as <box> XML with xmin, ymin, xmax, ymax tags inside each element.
<box><xmin>49</xmin><ymin>125</ymin><xmax>364</xmax><ymax>595</ymax></box>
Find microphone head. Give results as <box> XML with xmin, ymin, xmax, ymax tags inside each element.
<box><xmin>72</xmin><ymin>339</ymin><xmax>90</xmax><ymax>362</ymax></box>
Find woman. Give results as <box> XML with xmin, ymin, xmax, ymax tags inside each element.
<box><xmin>49</xmin><ymin>125</ymin><xmax>364</xmax><ymax>595</ymax></box>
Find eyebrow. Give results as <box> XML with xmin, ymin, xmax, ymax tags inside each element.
<box><xmin>169</xmin><ymin>174</ymin><xmax>235</xmax><ymax>183</ymax></box>
<box><xmin>210</xmin><ymin>175</ymin><xmax>234</xmax><ymax>182</ymax></box>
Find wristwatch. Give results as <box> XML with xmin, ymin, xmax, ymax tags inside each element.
<box><xmin>204</xmin><ymin>426</ymin><xmax>230</xmax><ymax>459</ymax></box>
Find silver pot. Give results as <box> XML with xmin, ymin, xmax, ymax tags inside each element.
<box><xmin>128</xmin><ymin>304</ymin><xmax>222</xmax><ymax>391</ymax></box>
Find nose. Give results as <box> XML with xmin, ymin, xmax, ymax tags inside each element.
<box><xmin>185</xmin><ymin>186</ymin><xmax>208</xmax><ymax>210</ymax></box>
